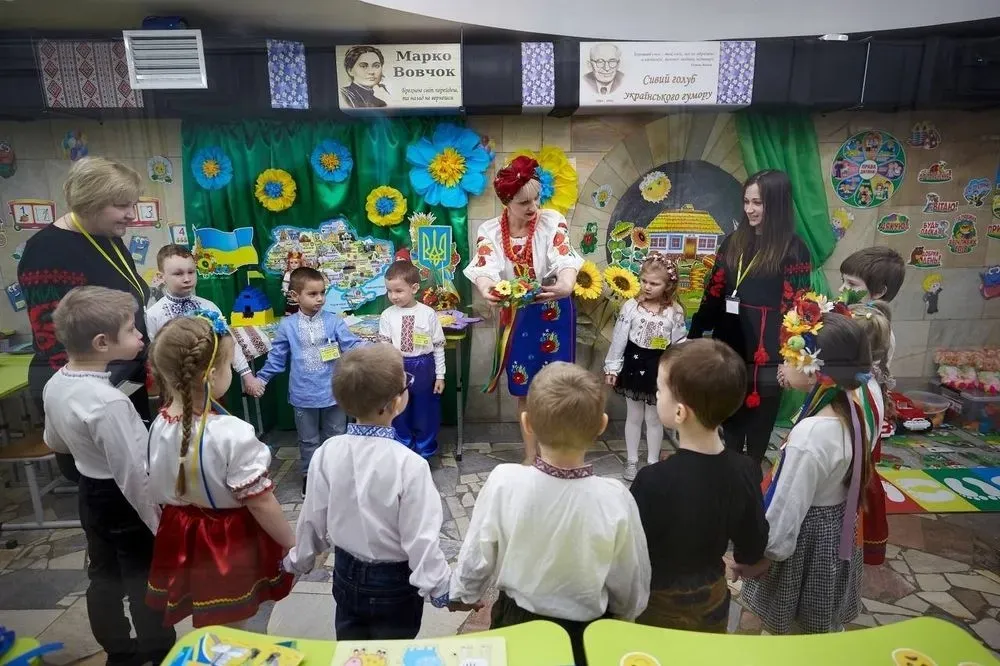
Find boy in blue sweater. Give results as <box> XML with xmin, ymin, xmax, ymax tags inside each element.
<box><xmin>257</xmin><ymin>267</ymin><xmax>365</xmax><ymax>496</ymax></box>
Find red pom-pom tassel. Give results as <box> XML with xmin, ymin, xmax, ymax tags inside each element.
<box><xmin>753</xmin><ymin>349</ymin><xmax>770</xmax><ymax>365</ymax></box>
<box><xmin>745</xmin><ymin>391</ymin><xmax>761</xmax><ymax>409</ymax></box>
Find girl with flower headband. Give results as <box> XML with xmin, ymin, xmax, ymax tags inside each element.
<box><xmin>738</xmin><ymin>294</ymin><xmax>883</xmax><ymax>634</ymax></box>
<box><xmin>604</xmin><ymin>254</ymin><xmax>687</xmax><ymax>481</ymax></box>
<box><xmin>145</xmin><ymin>311</ymin><xmax>294</xmax><ymax>628</ymax></box>
<box><xmin>463</xmin><ymin>155</ymin><xmax>583</xmax><ymax>465</ymax></box>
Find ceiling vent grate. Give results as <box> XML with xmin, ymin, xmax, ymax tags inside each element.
<box><xmin>122</xmin><ymin>29</ymin><xmax>207</xmax><ymax>90</ymax></box>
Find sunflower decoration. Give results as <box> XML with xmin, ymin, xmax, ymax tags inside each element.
<box><xmin>255</xmin><ymin>169</ymin><xmax>297</xmax><ymax>212</ymax></box>
<box><xmin>631</xmin><ymin>226</ymin><xmax>650</xmax><ymax>250</ymax></box>
<box><xmin>610</xmin><ymin>220</ymin><xmax>635</xmax><ymax>242</ymax></box>
<box><xmin>191</xmin><ymin>146</ymin><xmax>233</xmax><ymax>191</ymax></box>
<box><xmin>639</xmin><ymin>170</ymin><xmax>672</xmax><ymax>203</ymax></box>
<box><xmin>574</xmin><ymin>261</ymin><xmax>604</xmax><ymax>300</ymax></box>
<box><xmin>604</xmin><ymin>265</ymin><xmax>640</xmax><ymax>300</ymax></box>
<box><xmin>509</xmin><ymin>146</ymin><xmax>578</xmax><ymax>215</ymax></box>
<box><xmin>195</xmin><ymin>254</ymin><xmax>217</xmax><ymax>276</ymax></box>
<box><xmin>310</xmin><ymin>140</ymin><xmax>353</xmax><ymax>183</ymax></box>
<box><xmin>366</xmin><ymin>185</ymin><xmax>408</xmax><ymax>227</ymax></box>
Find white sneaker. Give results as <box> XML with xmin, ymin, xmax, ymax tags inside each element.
<box><xmin>623</xmin><ymin>461</ymin><xmax>638</xmax><ymax>482</ymax></box>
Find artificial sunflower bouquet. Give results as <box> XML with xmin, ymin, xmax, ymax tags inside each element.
<box><xmin>489</xmin><ymin>276</ymin><xmax>542</xmax><ymax>326</ymax></box>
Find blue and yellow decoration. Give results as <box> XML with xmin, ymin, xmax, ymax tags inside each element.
<box><xmin>310</xmin><ymin>140</ymin><xmax>353</xmax><ymax>183</ymax></box>
<box><xmin>193</xmin><ymin>227</ymin><xmax>260</xmax><ymax>277</ymax></box>
<box><xmin>416</xmin><ymin>225</ymin><xmax>454</xmax><ymax>280</ymax></box>
<box><xmin>230</xmin><ymin>286</ymin><xmax>276</xmax><ymax>328</ymax></box>
<box><xmin>508</xmin><ymin>146</ymin><xmax>578</xmax><ymax>215</ymax></box>
<box><xmin>406</xmin><ymin>123</ymin><xmax>492</xmax><ymax>208</ymax></box>
<box><xmin>254</xmin><ymin>168</ymin><xmax>297</xmax><ymax>212</ymax></box>
<box><xmin>191</xmin><ymin>146</ymin><xmax>233</xmax><ymax>190</ymax></box>
<box><xmin>365</xmin><ymin>185</ymin><xmax>407</xmax><ymax>227</ymax></box>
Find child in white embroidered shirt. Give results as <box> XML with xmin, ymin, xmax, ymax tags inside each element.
<box><xmin>451</xmin><ymin>362</ymin><xmax>650</xmax><ymax>666</ymax></box>
<box><xmin>379</xmin><ymin>260</ymin><xmax>446</xmax><ymax>458</ymax></box>
<box><xmin>43</xmin><ymin>286</ymin><xmax>175</xmax><ymax>665</ymax></box>
<box><xmin>285</xmin><ymin>344</ymin><xmax>476</xmax><ymax>640</ymax></box>
<box><xmin>144</xmin><ymin>244</ymin><xmax>263</xmax><ymax>395</ymax></box>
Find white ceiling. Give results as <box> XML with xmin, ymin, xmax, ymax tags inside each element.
<box><xmin>360</xmin><ymin>0</ymin><xmax>1000</xmax><ymax>40</ymax></box>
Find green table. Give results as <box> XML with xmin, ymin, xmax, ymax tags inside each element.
<box><xmin>0</xmin><ymin>353</ymin><xmax>32</xmax><ymax>444</ymax></box>
<box><xmin>164</xmin><ymin>621</ymin><xmax>574</xmax><ymax>666</ymax></box>
<box><xmin>584</xmin><ymin>617</ymin><xmax>998</xmax><ymax>666</ymax></box>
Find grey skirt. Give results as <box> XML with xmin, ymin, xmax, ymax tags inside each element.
<box><xmin>741</xmin><ymin>502</ymin><xmax>863</xmax><ymax>634</ymax></box>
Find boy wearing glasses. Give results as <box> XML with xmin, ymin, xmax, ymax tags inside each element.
<box><xmin>284</xmin><ymin>344</ymin><xmax>474</xmax><ymax>639</ymax></box>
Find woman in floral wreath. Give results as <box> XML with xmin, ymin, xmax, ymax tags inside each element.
<box><xmin>463</xmin><ymin>156</ymin><xmax>583</xmax><ymax>465</ymax></box>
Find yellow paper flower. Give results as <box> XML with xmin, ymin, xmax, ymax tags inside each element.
<box><xmin>494</xmin><ymin>280</ymin><xmax>512</xmax><ymax>296</ymax></box>
<box><xmin>366</xmin><ymin>185</ymin><xmax>408</xmax><ymax>227</ymax></box>
<box><xmin>254</xmin><ymin>169</ymin><xmax>297</xmax><ymax>212</ymax></box>
<box><xmin>604</xmin><ymin>265</ymin><xmax>640</xmax><ymax>300</ymax></box>
<box><xmin>510</xmin><ymin>146</ymin><xmax>579</xmax><ymax>215</ymax></box>
<box><xmin>511</xmin><ymin>282</ymin><xmax>527</xmax><ymax>299</ymax></box>
<box><xmin>781</xmin><ymin>310</ymin><xmax>815</xmax><ymax>335</ymax></box>
<box><xmin>574</xmin><ymin>261</ymin><xmax>603</xmax><ymax>300</ymax></box>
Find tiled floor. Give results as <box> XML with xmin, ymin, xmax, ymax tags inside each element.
<box><xmin>1</xmin><ymin>422</ymin><xmax>998</xmax><ymax>664</ymax></box>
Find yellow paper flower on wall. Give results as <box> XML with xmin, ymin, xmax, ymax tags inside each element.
<box><xmin>366</xmin><ymin>185</ymin><xmax>408</xmax><ymax>227</ymax></box>
<box><xmin>604</xmin><ymin>265</ymin><xmax>640</xmax><ymax>300</ymax></box>
<box><xmin>255</xmin><ymin>169</ymin><xmax>297</xmax><ymax>212</ymax></box>
<box><xmin>510</xmin><ymin>146</ymin><xmax>579</xmax><ymax>215</ymax></box>
<box><xmin>574</xmin><ymin>261</ymin><xmax>604</xmax><ymax>300</ymax></box>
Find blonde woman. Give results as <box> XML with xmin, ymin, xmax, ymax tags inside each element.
<box><xmin>18</xmin><ymin>157</ymin><xmax>150</xmax><ymax>481</ymax></box>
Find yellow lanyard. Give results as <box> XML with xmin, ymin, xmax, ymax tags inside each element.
<box><xmin>732</xmin><ymin>253</ymin><xmax>758</xmax><ymax>296</ymax></box>
<box><xmin>71</xmin><ymin>213</ymin><xmax>145</xmax><ymax>299</ymax></box>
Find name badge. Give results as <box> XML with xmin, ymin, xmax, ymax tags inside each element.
<box><xmin>413</xmin><ymin>331</ymin><xmax>432</xmax><ymax>347</ymax></box>
<box><xmin>319</xmin><ymin>343</ymin><xmax>341</xmax><ymax>362</ymax></box>
<box><xmin>650</xmin><ymin>336</ymin><xmax>668</xmax><ymax>350</ymax></box>
<box><xmin>726</xmin><ymin>296</ymin><xmax>740</xmax><ymax>315</ymax></box>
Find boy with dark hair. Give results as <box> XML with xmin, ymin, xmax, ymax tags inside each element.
<box><xmin>630</xmin><ymin>339</ymin><xmax>769</xmax><ymax>633</ymax></box>
<box><xmin>839</xmin><ymin>247</ymin><xmax>906</xmax><ymax>366</ymax></box>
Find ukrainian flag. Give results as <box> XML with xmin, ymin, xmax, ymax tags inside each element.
<box><xmin>195</xmin><ymin>227</ymin><xmax>259</xmax><ymax>269</ymax></box>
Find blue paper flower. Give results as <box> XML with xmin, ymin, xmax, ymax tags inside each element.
<box><xmin>310</xmin><ymin>140</ymin><xmax>353</xmax><ymax>183</ymax></box>
<box><xmin>406</xmin><ymin>123</ymin><xmax>492</xmax><ymax>208</ymax></box>
<box><xmin>191</xmin><ymin>146</ymin><xmax>233</xmax><ymax>191</ymax></box>
<box><xmin>190</xmin><ymin>309</ymin><xmax>230</xmax><ymax>336</ymax></box>
<box><xmin>535</xmin><ymin>167</ymin><xmax>555</xmax><ymax>205</ymax></box>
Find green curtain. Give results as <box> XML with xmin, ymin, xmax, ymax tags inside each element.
<box><xmin>182</xmin><ymin>119</ymin><xmax>472</xmax><ymax>431</ymax></box>
<box><xmin>735</xmin><ymin>111</ymin><xmax>835</xmax><ymax>426</ymax></box>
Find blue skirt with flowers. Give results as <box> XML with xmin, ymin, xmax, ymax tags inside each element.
<box><xmin>502</xmin><ymin>297</ymin><xmax>576</xmax><ymax>397</ymax></box>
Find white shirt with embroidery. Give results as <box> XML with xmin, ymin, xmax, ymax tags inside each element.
<box><xmin>378</xmin><ymin>303</ymin><xmax>446</xmax><ymax>379</ymax></box>
<box><xmin>450</xmin><ymin>460</ymin><xmax>650</xmax><ymax>622</ymax></box>
<box><xmin>146</xmin><ymin>412</ymin><xmax>273</xmax><ymax>510</ymax></box>
<box><xmin>145</xmin><ymin>292</ymin><xmax>251</xmax><ymax>375</ymax></box>
<box><xmin>463</xmin><ymin>209</ymin><xmax>583</xmax><ymax>283</ymax></box>
<box><xmin>603</xmin><ymin>298</ymin><xmax>688</xmax><ymax>375</ymax></box>
<box><xmin>42</xmin><ymin>368</ymin><xmax>160</xmax><ymax>532</ymax></box>
<box><xmin>284</xmin><ymin>424</ymin><xmax>452</xmax><ymax>603</ymax></box>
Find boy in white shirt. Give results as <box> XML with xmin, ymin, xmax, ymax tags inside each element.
<box><xmin>43</xmin><ymin>286</ymin><xmax>175</xmax><ymax>666</ymax></box>
<box><xmin>379</xmin><ymin>260</ymin><xmax>446</xmax><ymax>458</ymax></box>
<box><xmin>284</xmin><ymin>344</ymin><xmax>475</xmax><ymax>639</ymax></box>
<box><xmin>145</xmin><ymin>244</ymin><xmax>263</xmax><ymax>395</ymax></box>
<box><xmin>451</xmin><ymin>362</ymin><xmax>650</xmax><ymax>666</ymax></box>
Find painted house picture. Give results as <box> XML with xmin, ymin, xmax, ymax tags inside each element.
<box><xmin>646</xmin><ymin>204</ymin><xmax>724</xmax><ymax>260</ymax></box>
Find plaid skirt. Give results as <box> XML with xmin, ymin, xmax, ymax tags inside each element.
<box><xmin>741</xmin><ymin>502</ymin><xmax>863</xmax><ymax>635</ymax></box>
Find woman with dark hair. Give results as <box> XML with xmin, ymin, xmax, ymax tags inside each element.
<box><xmin>688</xmin><ymin>170</ymin><xmax>812</xmax><ymax>469</ymax></box>
<box><xmin>340</xmin><ymin>45</ymin><xmax>388</xmax><ymax>108</ymax></box>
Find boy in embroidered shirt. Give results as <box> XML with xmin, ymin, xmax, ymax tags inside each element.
<box><xmin>839</xmin><ymin>247</ymin><xmax>905</xmax><ymax>367</ymax></box>
<box><xmin>43</xmin><ymin>286</ymin><xmax>175</xmax><ymax>665</ymax></box>
<box><xmin>255</xmin><ymin>266</ymin><xmax>364</xmax><ymax>497</ymax></box>
<box><xmin>145</xmin><ymin>244</ymin><xmax>263</xmax><ymax>395</ymax></box>
<box><xmin>285</xmin><ymin>344</ymin><xmax>475</xmax><ymax>639</ymax></box>
<box><xmin>379</xmin><ymin>260</ymin><xmax>446</xmax><ymax>458</ymax></box>
<box><xmin>451</xmin><ymin>362</ymin><xmax>650</xmax><ymax>666</ymax></box>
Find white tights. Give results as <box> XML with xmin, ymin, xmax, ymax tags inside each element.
<box><xmin>624</xmin><ymin>398</ymin><xmax>663</xmax><ymax>464</ymax></box>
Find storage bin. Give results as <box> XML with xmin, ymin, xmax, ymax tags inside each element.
<box><xmin>958</xmin><ymin>389</ymin><xmax>1000</xmax><ymax>434</ymax></box>
<box><xmin>904</xmin><ymin>390</ymin><xmax>950</xmax><ymax>427</ymax></box>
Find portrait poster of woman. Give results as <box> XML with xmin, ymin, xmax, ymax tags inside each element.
<box><xmin>340</xmin><ymin>45</ymin><xmax>390</xmax><ymax>109</ymax></box>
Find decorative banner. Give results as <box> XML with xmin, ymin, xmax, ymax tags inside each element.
<box><xmin>906</xmin><ymin>121</ymin><xmax>941</xmax><ymax>150</ymax></box>
<box><xmin>147</xmin><ymin>156</ymin><xmax>173</xmax><ymax>184</ymax></box>
<box><xmin>964</xmin><ymin>177</ymin><xmax>991</xmax><ymax>207</ymax></box>
<box><xmin>0</xmin><ymin>141</ymin><xmax>16</xmax><ymax>179</ymax></box>
<box><xmin>61</xmin><ymin>130</ymin><xmax>88</xmax><ymax>161</ymax></box>
<box><xmin>128</xmin><ymin>234</ymin><xmax>150</xmax><ymax>264</ymax></box>
<box><xmin>415</xmin><ymin>225</ymin><xmax>454</xmax><ymax>279</ymax></box>
<box><xmin>917</xmin><ymin>219</ymin><xmax>947</xmax><ymax>240</ymax></box>
<box><xmin>831</xmin><ymin>131</ymin><xmax>906</xmax><ymax>209</ymax></box>
<box><xmin>5</xmin><ymin>281</ymin><xmax>25</xmax><ymax>312</ymax></box>
<box><xmin>876</xmin><ymin>212</ymin><xmax>908</xmax><ymax>236</ymax></box>
<box><xmin>130</xmin><ymin>197</ymin><xmax>162</xmax><ymax>228</ymax></box>
<box><xmin>907</xmin><ymin>246</ymin><xmax>941</xmax><ymax>269</ymax></box>
<box><xmin>193</xmin><ymin>226</ymin><xmax>260</xmax><ymax>277</ymax></box>
<box><xmin>921</xmin><ymin>272</ymin><xmax>943</xmax><ymax>315</ymax></box>
<box><xmin>266</xmin><ymin>39</ymin><xmax>309</xmax><ymax>110</ymax></box>
<box><xmin>7</xmin><ymin>199</ymin><xmax>55</xmax><ymax>231</ymax></box>
<box><xmin>923</xmin><ymin>193</ymin><xmax>959</xmax><ymax>214</ymax></box>
<box><xmin>947</xmin><ymin>214</ymin><xmax>978</xmax><ymax>254</ymax></box>
<box><xmin>982</xmin><ymin>266</ymin><xmax>1000</xmax><ymax>299</ymax></box>
<box><xmin>578</xmin><ymin>40</ymin><xmax>755</xmax><ymax>108</ymax></box>
<box><xmin>521</xmin><ymin>42</ymin><xmax>555</xmax><ymax>112</ymax></box>
<box><xmin>36</xmin><ymin>39</ymin><xmax>144</xmax><ymax>109</ymax></box>
<box><xmin>335</xmin><ymin>44</ymin><xmax>462</xmax><ymax>111</ymax></box>
<box><xmin>917</xmin><ymin>160</ymin><xmax>952</xmax><ymax>183</ymax></box>
<box><xmin>261</xmin><ymin>218</ymin><xmax>395</xmax><ymax>312</ymax></box>
<box><xmin>168</xmin><ymin>223</ymin><xmax>190</xmax><ymax>246</ymax></box>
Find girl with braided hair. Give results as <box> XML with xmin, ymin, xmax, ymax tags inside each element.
<box><xmin>145</xmin><ymin>311</ymin><xmax>294</xmax><ymax>628</ymax></box>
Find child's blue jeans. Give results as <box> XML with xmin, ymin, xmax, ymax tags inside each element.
<box><xmin>293</xmin><ymin>404</ymin><xmax>346</xmax><ymax>475</ymax></box>
<box><xmin>331</xmin><ymin>547</ymin><xmax>423</xmax><ymax>640</ymax></box>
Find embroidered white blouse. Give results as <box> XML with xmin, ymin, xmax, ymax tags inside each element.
<box><xmin>463</xmin><ymin>209</ymin><xmax>583</xmax><ymax>284</ymax></box>
<box><xmin>145</xmin><ymin>292</ymin><xmax>251</xmax><ymax>375</ymax></box>
<box><xmin>450</xmin><ymin>459</ymin><xmax>650</xmax><ymax>622</ymax></box>
<box><xmin>603</xmin><ymin>299</ymin><xmax>688</xmax><ymax>375</ymax></box>
<box><xmin>146</xmin><ymin>412</ymin><xmax>273</xmax><ymax>510</ymax></box>
<box><xmin>378</xmin><ymin>303</ymin><xmax>447</xmax><ymax>379</ymax></box>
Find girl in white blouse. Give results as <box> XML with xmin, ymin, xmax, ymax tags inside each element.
<box><xmin>145</xmin><ymin>311</ymin><xmax>295</xmax><ymax>629</ymax></box>
<box><xmin>604</xmin><ymin>255</ymin><xmax>687</xmax><ymax>481</ymax></box>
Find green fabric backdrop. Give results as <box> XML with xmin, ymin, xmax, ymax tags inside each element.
<box><xmin>182</xmin><ymin>119</ymin><xmax>473</xmax><ymax>431</ymax></box>
<box><xmin>735</xmin><ymin>111</ymin><xmax>836</xmax><ymax>426</ymax></box>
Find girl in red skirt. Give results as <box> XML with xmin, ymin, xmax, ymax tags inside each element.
<box><xmin>146</xmin><ymin>311</ymin><xmax>295</xmax><ymax>628</ymax></box>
